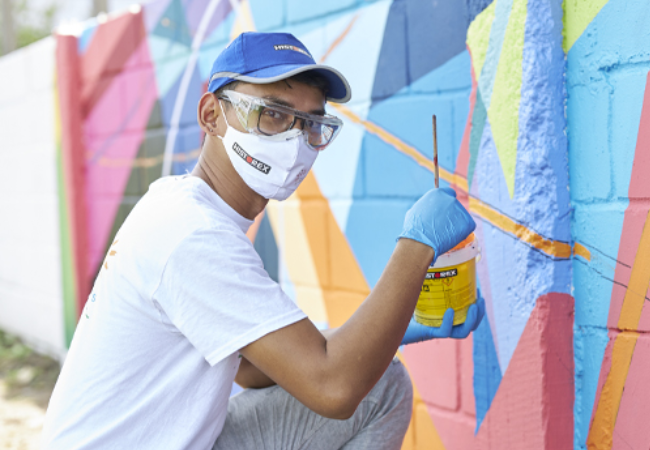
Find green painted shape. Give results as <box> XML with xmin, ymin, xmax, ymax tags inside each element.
<box><xmin>56</xmin><ymin>142</ymin><xmax>78</xmax><ymax>347</ymax></box>
<box><xmin>486</xmin><ymin>0</ymin><xmax>527</xmax><ymax>198</ymax></box>
<box><xmin>467</xmin><ymin>1</ymin><xmax>497</xmax><ymax>80</ymax></box>
<box><xmin>468</xmin><ymin>90</ymin><xmax>488</xmax><ymax>188</ymax></box>
<box><xmin>563</xmin><ymin>0</ymin><xmax>609</xmax><ymax>52</ymax></box>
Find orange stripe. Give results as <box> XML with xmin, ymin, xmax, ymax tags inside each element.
<box><xmin>573</xmin><ymin>242</ymin><xmax>592</xmax><ymax>261</ymax></box>
<box><xmin>332</xmin><ymin>103</ymin><xmax>576</xmax><ymax>260</ymax></box>
<box><xmin>586</xmin><ymin>332</ymin><xmax>639</xmax><ymax>450</ymax></box>
<box><xmin>320</xmin><ymin>14</ymin><xmax>359</xmax><ymax>63</ymax></box>
<box><xmin>617</xmin><ymin>210</ymin><xmax>650</xmax><ymax>330</ymax></box>
<box><xmin>469</xmin><ymin>198</ymin><xmax>573</xmax><ymax>259</ymax></box>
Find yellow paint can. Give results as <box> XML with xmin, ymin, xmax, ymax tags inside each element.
<box><xmin>415</xmin><ymin>233</ymin><xmax>480</xmax><ymax>327</ymax></box>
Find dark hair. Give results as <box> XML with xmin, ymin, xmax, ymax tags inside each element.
<box><xmin>213</xmin><ymin>71</ymin><xmax>330</xmax><ymax>98</ymax></box>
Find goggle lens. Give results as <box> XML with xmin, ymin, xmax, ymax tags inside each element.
<box><xmin>222</xmin><ymin>91</ymin><xmax>342</xmax><ymax>150</ymax></box>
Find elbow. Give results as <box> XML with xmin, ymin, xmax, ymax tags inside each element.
<box><xmin>314</xmin><ymin>385</ymin><xmax>362</xmax><ymax>420</ymax></box>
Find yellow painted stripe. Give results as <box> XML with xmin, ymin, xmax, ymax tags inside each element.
<box><xmin>586</xmin><ymin>331</ymin><xmax>639</xmax><ymax>450</ymax></box>
<box><xmin>332</xmin><ymin>103</ymin><xmax>578</xmax><ymax>260</ymax></box>
<box><xmin>617</xmin><ymin>210</ymin><xmax>650</xmax><ymax>330</ymax></box>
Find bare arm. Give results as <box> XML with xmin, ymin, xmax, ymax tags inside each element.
<box><xmin>235</xmin><ymin>329</ymin><xmax>339</xmax><ymax>389</ymax></box>
<box><xmin>239</xmin><ymin>238</ymin><xmax>433</xmax><ymax>419</ymax></box>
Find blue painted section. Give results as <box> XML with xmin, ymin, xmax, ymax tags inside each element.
<box><xmin>514</xmin><ymin>0</ymin><xmax>569</xmax><ymax>240</ymax></box>
<box><xmin>254</xmin><ymin>213</ymin><xmax>280</xmax><ymax>282</ymax></box>
<box><xmin>567</xmin><ymin>83</ymin><xmax>612</xmax><ymax>203</ymax></box>
<box><xmin>152</xmin><ymin>0</ymin><xmax>193</xmax><ymax>46</ymax></box>
<box><xmin>344</xmin><ymin>199</ymin><xmax>412</xmax><ymax>288</ymax></box>
<box><xmin>478</xmin><ymin>0</ymin><xmax>513</xmax><ymax>109</ymax></box>
<box><xmin>473</xmin><ymin>316</ymin><xmax>502</xmax><ymax>432</ymax></box>
<box><xmin>78</xmin><ymin>23</ymin><xmax>98</xmax><ymax>54</ymax></box>
<box><xmin>404</xmin><ymin>50</ymin><xmax>473</xmax><ymax>95</ymax></box>
<box><xmin>477</xmin><ymin>210</ymin><xmax>571</xmax><ymax>372</ymax></box>
<box><xmin>608</xmin><ymin>69</ymin><xmax>648</xmax><ymax>199</ymax></box>
<box><xmin>230</xmin><ymin>381</ymin><xmax>243</xmax><ymax>397</ymax></box>
<box><xmin>468</xmin><ymin>91</ymin><xmax>487</xmax><ymax>187</ymax></box>
<box><xmin>249</xmin><ymin>0</ymin><xmax>286</xmax><ymax>31</ymax></box>
<box><xmin>467</xmin><ymin>0</ymin><xmax>495</xmax><ymax>23</ymax></box>
<box><xmin>312</xmin><ymin>110</ymin><xmax>366</xmax><ymax>197</ymax></box>
<box><xmin>309</xmin><ymin>1</ymin><xmax>392</xmax><ymax>108</ymax></box>
<box><xmin>358</xmin><ymin>129</ymin><xmax>436</xmax><ymax>198</ymax></box>
<box><xmin>573</xmin><ymin>325</ymin><xmax>609</xmax><ymax>450</ymax></box>
<box><xmin>371</xmin><ymin>0</ymin><xmax>469</xmax><ymax>102</ymax></box>
<box><xmin>159</xmin><ymin>60</ymin><xmax>202</xmax><ymax>130</ymax></box>
<box><xmin>571</xmin><ymin>204</ymin><xmax>626</xmax><ymax>328</ymax></box>
<box><xmin>285</xmin><ymin>0</ymin><xmax>358</xmax><ymax>24</ymax></box>
<box><xmin>474</xmin><ymin>121</ymin><xmax>518</xmax><ymax>219</ymax></box>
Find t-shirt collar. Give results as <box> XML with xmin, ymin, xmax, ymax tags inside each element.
<box><xmin>189</xmin><ymin>176</ymin><xmax>254</xmax><ymax>233</ymax></box>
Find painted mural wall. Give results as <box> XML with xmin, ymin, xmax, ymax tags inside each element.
<box><xmin>1</xmin><ymin>0</ymin><xmax>649</xmax><ymax>448</ymax></box>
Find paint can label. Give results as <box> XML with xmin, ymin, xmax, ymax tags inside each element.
<box><xmin>414</xmin><ymin>257</ymin><xmax>477</xmax><ymax>327</ymax></box>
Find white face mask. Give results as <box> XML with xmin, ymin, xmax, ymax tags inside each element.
<box><xmin>218</xmin><ymin>107</ymin><xmax>318</xmax><ymax>201</ymax></box>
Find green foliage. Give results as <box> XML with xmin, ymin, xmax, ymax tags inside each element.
<box><xmin>0</xmin><ymin>329</ymin><xmax>60</xmax><ymax>391</ymax></box>
<box><xmin>1</xmin><ymin>0</ymin><xmax>58</xmax><ymax>53</ymax></box>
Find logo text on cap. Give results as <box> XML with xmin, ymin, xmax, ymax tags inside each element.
<box><xmin>273</xmin><ymin>44</ymin><xmax>311</xmax><ymax>57</ymax></box>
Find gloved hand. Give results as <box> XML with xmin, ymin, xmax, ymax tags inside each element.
<box><xmin>398</xmin><ymin>187</ymin><xmax>476</xmax><ymax>262</ymax></box>
<box><xmin>401</xmin><ymin>292</ymin><xmax>485</xmax><ymax>345</ymax></box>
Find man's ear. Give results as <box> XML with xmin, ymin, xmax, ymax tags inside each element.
<box><xmin>197</xmin><ymin>92</ymin><xmax>220</xmax><ymax>136</ymax></box>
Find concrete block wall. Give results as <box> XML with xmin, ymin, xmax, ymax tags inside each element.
<box><xmin>2</xmin><ymin>0</ymin><xmax>650</xmax><ymax>448</ymax></box>
<box><xmin>0</xmin><ymin>37</ymin><xmax>68</xmax><ymax>360</ymax></box>
<box><xmin>566</xmin><ymin>1</ymin><xmax>650</xmax><ymax>448</ymax></box>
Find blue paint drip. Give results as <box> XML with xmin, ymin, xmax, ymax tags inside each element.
<box><xmin>473</xmin><ymin>315</ymin><xmax>502</xmax><ymax>432</ymax></box>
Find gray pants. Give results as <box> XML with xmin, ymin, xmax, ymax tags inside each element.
<box><xmin>213</xmin><ymin>358</ymin><xmax>413</xmax><ymax>450</ymax></box>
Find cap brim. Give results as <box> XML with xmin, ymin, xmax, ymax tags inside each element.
<box><xmin>211</xmin><ymin>63</ymin><xmax>351</xmax><ymax>103</ymax></box>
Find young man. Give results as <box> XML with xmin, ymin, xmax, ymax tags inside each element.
<box><xmin>43</xmin><ymin>32</ymin><xmax>483</xmax><ymax>449</ymax></box>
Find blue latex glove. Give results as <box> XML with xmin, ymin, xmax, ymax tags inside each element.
<box><xmin>401</xmin><ymin>292</ymin><xmax>486</xmax><ymax>344</ymax></box>
<box><xmin>398</xmin><ymin>187</ymin><xmax>476</xmax><ymax>262</ymax></box>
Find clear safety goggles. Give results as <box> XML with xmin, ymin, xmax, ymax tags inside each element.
<box><xmin>219</xmin><ymin>90</ymin><xmax>343</xmax><ymax>151</ymax></box>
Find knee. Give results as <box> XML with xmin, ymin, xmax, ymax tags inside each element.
<box><xmin>373</xmin><ymin>358</ymin><xmax>413</xmax><ymax>410</ymax></box>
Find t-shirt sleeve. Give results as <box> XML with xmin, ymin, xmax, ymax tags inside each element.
<box><xmin>153</xmin><ymin>226</ymin><xmax>307</xmax><ymax>366</ymax></box>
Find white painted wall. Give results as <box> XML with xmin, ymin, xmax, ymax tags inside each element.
<box><xmin>0</xmin><ymin>37</ymin><xmax>67</xmax><ymax>361</ymax></box>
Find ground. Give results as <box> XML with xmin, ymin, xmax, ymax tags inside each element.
<box><xmin>0</xmin><ymin>331</ymin><xmax>59</xmax><ymax>449</ymax></box>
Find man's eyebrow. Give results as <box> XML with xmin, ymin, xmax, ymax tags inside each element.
<box><xmin>262</xmin><ymin>95</ymin><xmax>326</xmax><ymax>116</ymax></box>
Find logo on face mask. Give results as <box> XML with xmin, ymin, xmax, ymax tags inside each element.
<box><xmin>232</xmin><ymin>142</ymin><xmax>272</xmax><ymax>174</ymax></box>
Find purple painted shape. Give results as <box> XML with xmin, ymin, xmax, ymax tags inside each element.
<box><xmin>184</xmin><ymin>0</ymin><xmax>233</xmax><ymax>37</ymax></box>
<box><xmin>143</xmin><ymin>0</ymin><xmax>174</xmax><ymax>32</ymax></box>
<box><xmin>85</xmin><ymin>40</ymin><xmax>159</xmax><ymax>274</ymax></box>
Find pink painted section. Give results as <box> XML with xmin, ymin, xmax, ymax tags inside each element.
<box><xmin>459</xmin><ymin>336</ymin><xmax>475</xmax><ymax>416</ymax></box>
<box><xmin>611</xmin><ymin>334</ymin><xmax>650</xmax><ymax>449</ymax></box>
<box><xmin>85</xmin><ymin>38</ymin><xmax>158</xmax><ymax>274</ymax></box>
<box><xmin>607</xmin><ymin>71</ymin><xmax>650</xmax><ymax>329</ymax></box>
<box><xmin>427</xmin><ymin>407</ymin><xmax>475</xmax><ymax>450</ymax></box>
<box><xmin>473</xmin><ymin>293</ymin><xmax>574</xmax><ymax>449</ymax></box>
<box><xmin>434</xmin><ymin>292</ymin><xmax>574</xmax><ymax>450</ymax></box>
<box><xmin>403</xmin><ymin>339</ymin><xmax>459</xmax><ymax>410</ymax></box>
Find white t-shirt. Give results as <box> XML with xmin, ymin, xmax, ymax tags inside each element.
<box><xmin>42</xmin><ymin>176</ymin><xmax>307</xmax><ymax>450</ymax></box>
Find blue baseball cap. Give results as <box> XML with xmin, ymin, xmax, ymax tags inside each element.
<box><xmin>208</xmin><ymin>32</ymin><xmax>351</xmax><ymax>103</ymax></box>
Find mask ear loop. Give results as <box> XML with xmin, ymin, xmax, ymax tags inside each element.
<box><xmin>215</xmin><ymin>99</ymin><xmax>230</xmax><ymax>141</ymax></box>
